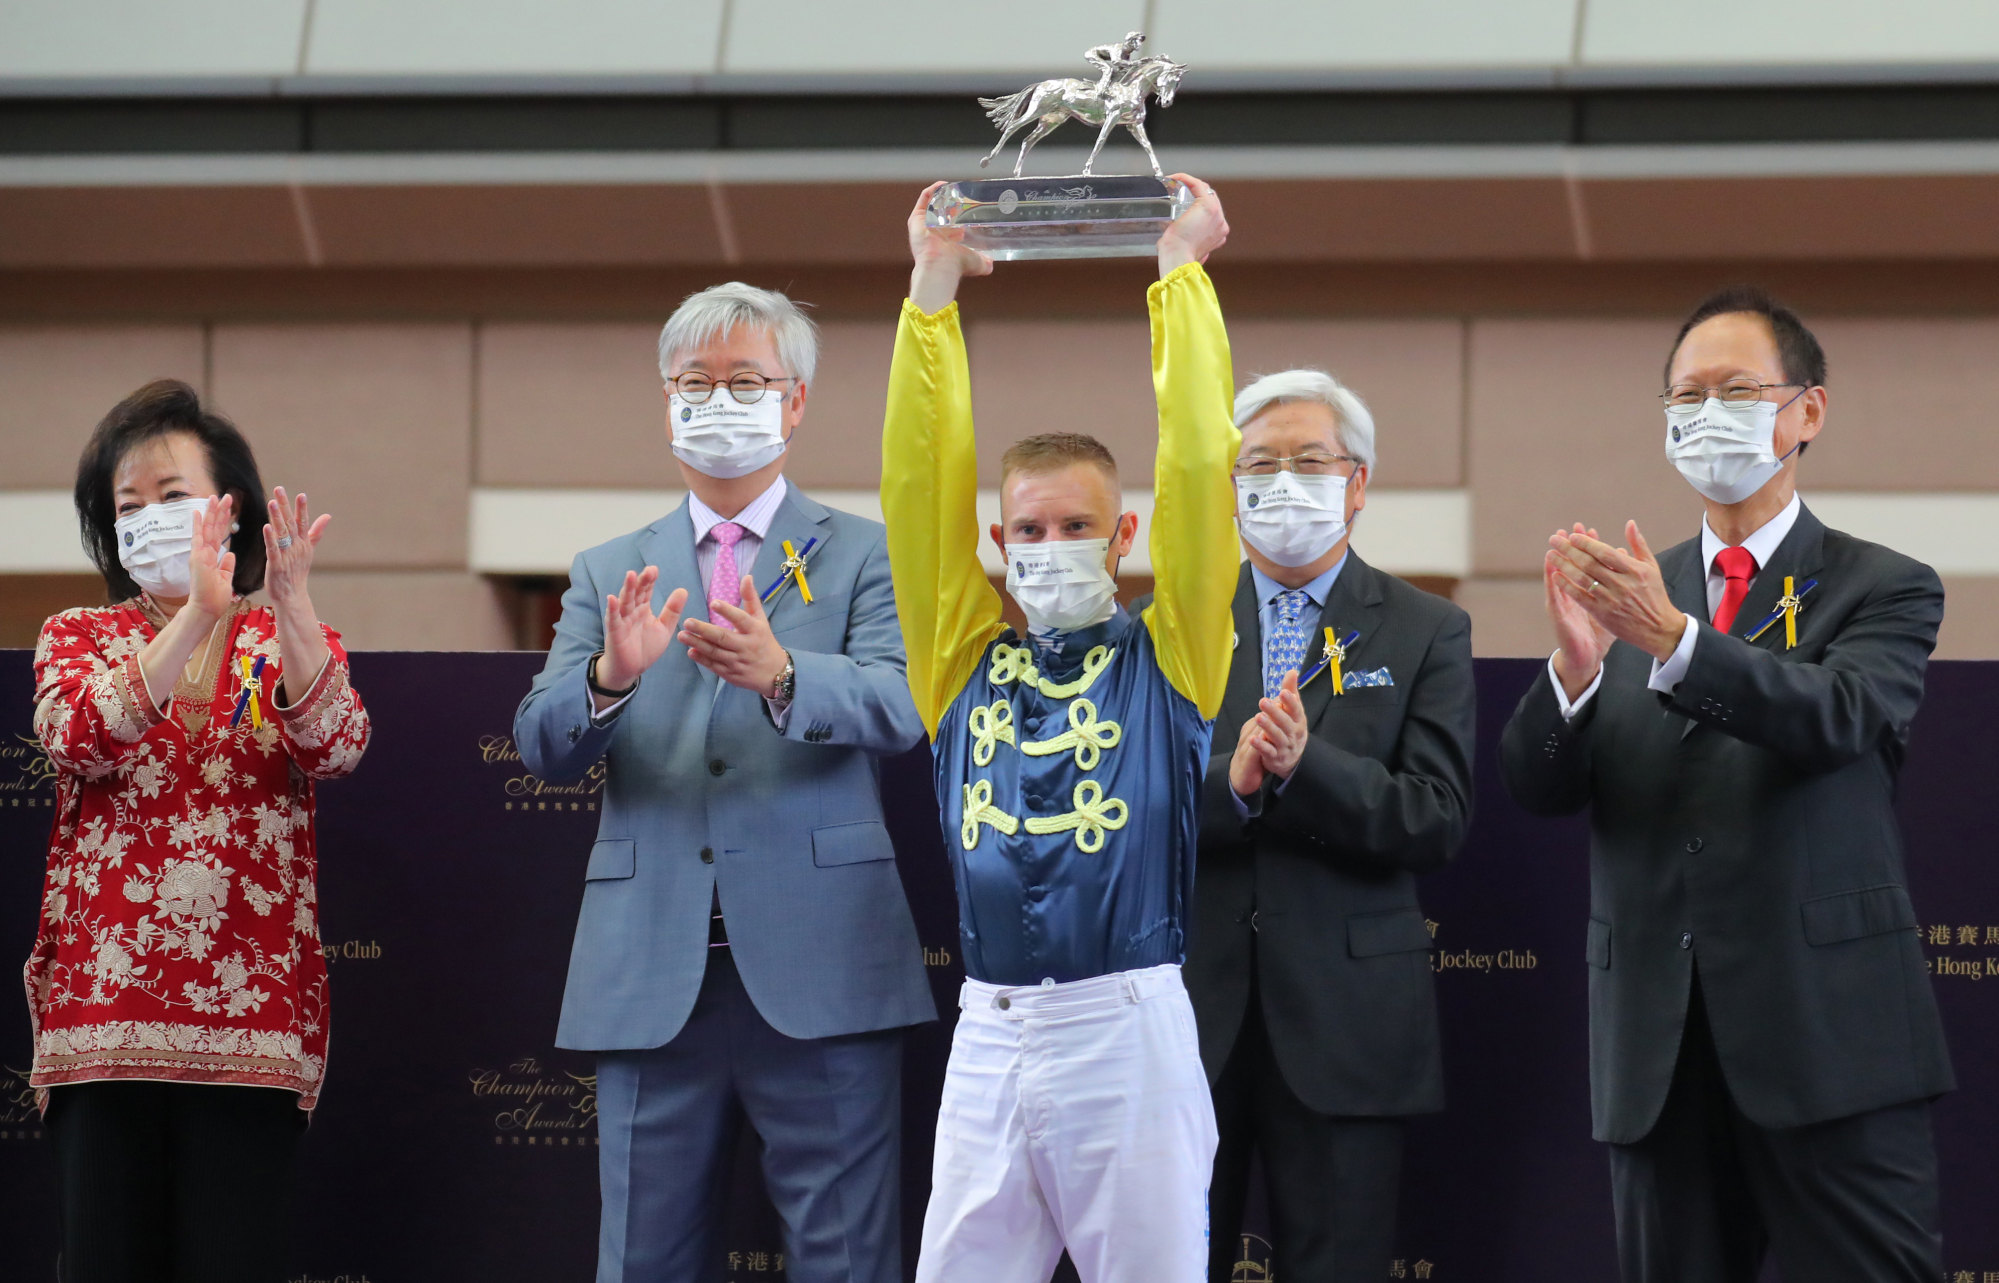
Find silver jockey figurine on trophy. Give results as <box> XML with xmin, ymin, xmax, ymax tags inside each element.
<box><xmin>975</xmin><ymin>31</ymin><xmax>1188</xmax><ymax>179</ymax></box>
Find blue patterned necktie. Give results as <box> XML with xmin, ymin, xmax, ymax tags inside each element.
<box><xmin>1265</xmin><ymin>589</ymin><xmax>1314</xmax><ymax>699</ymax></box>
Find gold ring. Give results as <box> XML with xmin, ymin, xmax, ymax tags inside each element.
<box><xmin>1588</xmin><ymin>579</ymin><xmax>1599</xmax><ymax>592</ymax></box>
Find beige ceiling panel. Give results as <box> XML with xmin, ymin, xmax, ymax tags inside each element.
<box><xmin>306</xmin><ymin>0</ymin><xmax>722</xmax><ymax>76</ymax></box>
<box><xmin>722</xmin><ymin>1</ymin><xmax>1144</xmax><ymax>75</ymax></box>
<box><xmin>1154</xmin><ymin>0</ymin><xmax>1577</xmax><ymax>70</ymax></box>
<box><xmin>0</xmin><ymin>0</ymin><xmax>307</xmax><ymax>77</ymax></box>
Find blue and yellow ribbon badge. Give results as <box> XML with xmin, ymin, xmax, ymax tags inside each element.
<box><xmin>1745</xmin><ymin>576</ymin><xmax>1819</xmax><ymax>649</ymax></box>
<box><xmin>1299</xmin><ymin>628</ymin><xmax>1362</xmax><ymax>695</ymax></box>
<box><xmin>758</xmin><ymin>535</ymin><xmax>819</xmax><ymax>608</ymax></box>
<box><xmin>231</xmin><ymin>654</ymin><xmax>268</xmax><ymax>729</ymax></box>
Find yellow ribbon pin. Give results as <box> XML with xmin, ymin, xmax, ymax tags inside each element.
<box><xmin>781</xmin><ymin>539</ymin><xmax>813</xmax><ymax>604</ymax></box>
<box><xmin>1779</xmin><ymin>575</ymin><xmax>1800</xmax><ymax>650</ymax></box>
<box><xmin>1324</xmin><ymin>627</ymin><xmax>1347</xmax><ymax>696</ymax></box>
<box><xmin>238</xmin><ymin>656</ymin><xmax>264</xmax><ymax>729</ymax></box>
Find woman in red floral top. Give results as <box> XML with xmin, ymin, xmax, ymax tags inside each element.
<box><xmin>29</xmin><ymin>380</ymin><xmax>370</xmax><ymax>1282</ymax></box>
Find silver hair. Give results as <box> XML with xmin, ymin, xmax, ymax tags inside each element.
<box><xmin>657</xmin><ymin>281</ymin><xmax>819</xmax><ymax>387</ymax></box>
<box><xmin>1232</xmin><ymin>368</ymin><xmax>1377</xmax><ymax>473</ymax></box>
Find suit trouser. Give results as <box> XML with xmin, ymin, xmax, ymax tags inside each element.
<box><xmin>594</xmin><ymin>949</ymin><xmax>905</xmax><ymax>1283</ymax></box>
<box><xmin>916</xmin><ymin>964</ymin><xmax>1218</xmax><ymax>1283</ymax></box>
<box><xmin>1609</xmin><ymin>974</ymin><xmax>1942</xmax><ymax>1283</ymax></box>
<box><xmin>1205</xmin><ymin>973</ymin><xmax>1404</xmax><ymax>1283</ymax></box>
<box><xmin>46</xmin><ymin>1080</ymin><xmax>303</xmax><ymax>1283</ymax></box>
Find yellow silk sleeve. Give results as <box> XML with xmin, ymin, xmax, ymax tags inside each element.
<box><xmin>881</xmin><ymin>298</ymin><xmax>1008</xmax><ymax>739</ymax></box>
<box><xmin>1140</xmin><ymin>262</ymin><xmax>1241</xmax><ymax>718</ymax></box>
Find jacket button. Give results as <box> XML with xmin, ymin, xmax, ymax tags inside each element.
<box><xmin>708</xmin><ymin>759</ymin><xmax>726</xmax><ymax>776</ymax></box>
<box><xmin>1250</xmin><ymin>910</ymin><xmax>1261</xmax><ymax>933</ymax></box>
<box><xmin>997</xmin><ymin>996</ymin><xmax>1011</xmax><ymax>1010</ymax></box>
<box><xmin>567</xmin><ymin>725</ymin><xmax>581</xmax><ymax>743</ymax></box>
<box><xmin>1686</xmin><ymin>837</ymin><xmax>1704</xmax><ymax>853</ymax></box>
<box><xmin>700</xmin><ymin>847</ymin><xmax>715</xmax><ymax>864</ymax></box>
<box><xmin>1680</xmin><ymin>932</ymin><xmax>1694</xmax><ymax>949</ymax></box>
<box><xmin>1026</xmin><ymin>885</ymin><xmax>1046</xmax><ymax>902</ymax></box>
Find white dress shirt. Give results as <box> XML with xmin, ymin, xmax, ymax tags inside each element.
<box><xmin>590</xmin><ymin>475</ymin><xmax>794</xmax><ymax>727</ymax></box>
<box><xmin>1550</xmin><ymin>493</ymin><xmax>1802</xmax><ymax>719</ymax></box>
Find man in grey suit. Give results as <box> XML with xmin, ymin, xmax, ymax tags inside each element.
<box><xmin>1500</xmin><ymin>286</ymin><xmax>1952</xmax><ymax>1281</ymax></box>
<box><xmin>515</xmin><ymin>282</ymin><xmax>933</xmax><ymax>1283</ymax></box>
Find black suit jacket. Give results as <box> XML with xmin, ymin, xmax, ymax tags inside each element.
<box><xmin>1499</xmin><ymin>503</ymin><xmax>1955</xmax><ymax>1144</ymax></box>
<box><xmin>1173</xmin><ymin>553</ymin><xmax>1475</xmax><ymax>1117</ymax></box>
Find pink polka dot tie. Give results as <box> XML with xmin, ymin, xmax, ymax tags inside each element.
<box><xmin>709</xmin><ymin>521</ymin><xmax>744</xmax><ymax>632</ymax></box>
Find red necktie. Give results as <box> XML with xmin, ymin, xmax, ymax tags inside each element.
<box><xmin>1712</xmin><ymin>545</ymin><xmax>1757</xmax><ymax>632</ymax></box>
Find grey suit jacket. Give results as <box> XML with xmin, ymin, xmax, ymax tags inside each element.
<box><xmin>1500</xmin><ymin>503</ymin><xmax>1954</xmax><ymax>1143</ymax></box>
<box><xmin>514</xmin><ymin>486</ymin><xmax>935</xmax><ymax>1051</ymax></box>
<box><xmin>1176</xmin><ymin>556</ymin><xmax>1475</xmax><ymax>1116</ymax></box>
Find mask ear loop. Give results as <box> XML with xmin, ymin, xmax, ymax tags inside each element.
<box><xmin>1772</xmin><ymin>385</ymin><xmax>1812</xmax><ymax>465</ymax></box>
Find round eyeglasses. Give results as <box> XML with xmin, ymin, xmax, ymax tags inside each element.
<box><xmin>670</xmin><ymin>372</ymin><xmax>798</xmax><ymax>405</ymax></box>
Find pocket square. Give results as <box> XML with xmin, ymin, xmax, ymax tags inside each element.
<box><xmin>1343</xmin><ymin>667</ymin><xmax>1394</xmax><ymax>688</ymax></box>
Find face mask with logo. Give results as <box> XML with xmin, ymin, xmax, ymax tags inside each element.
<box><xmin>1005</xmin><ymin>537</ymin><xmax>1117</xmax><ymax>633</ymax></box>
<box><xmin>1663</xmin><ymin>393</ymin><xmax>1803</xmax><ymax>505</ymax></box>
<box><xmin>114</xmin><ymin>496</ymin><xmax>214</xmax><ymax>599</ymax></box>
<box><xmin>1235</xmin><ymin>470</ymin><xmax>1350</xmax><ymax>567</ymax></box>
<box><xmin>669</xmin><ymin>387</ymin><xmax>789</xmax><ymax>480</ymax></box>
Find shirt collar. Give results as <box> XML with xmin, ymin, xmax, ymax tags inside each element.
<box><xmin>1249</xmin><ymin>552</ymin><xmax>1349</xmax><ymax>614</ymax></box>
<box><xmin>688</xmin><ymin>475</ymin><xmax>788</xmax><ymax>544</ymax></box>
<box><xmin>1700</xmin><ymin>492</ymin><xmax>1801</xmax><ymax>577</ymax></box>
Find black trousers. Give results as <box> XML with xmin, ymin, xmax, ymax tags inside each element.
<box><xmin>1609</xmin><ymin>976</ymin><xmax>1942</xmax><ymax>1283</ymax></box>
<box><xmin>46</xmin><ymin>1080</ymin><xmax>304</xmax><ymax>1283</ymax></box>
<box><xmin>1206</xmin><ymin>982</ymin><xmax>1405</xmax><ymax>1283</ymax></box>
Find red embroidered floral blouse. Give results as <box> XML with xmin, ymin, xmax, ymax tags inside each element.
<box><xmin>27</xmin><ymin>598</ymin><xmax>370</xmax><ymax>1110</ymax></box>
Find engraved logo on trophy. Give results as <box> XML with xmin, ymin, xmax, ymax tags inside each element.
<box><xmin>926</xmin><ymin>31</ymin><xmax>1193</xmax><ymax>261</ymax></box>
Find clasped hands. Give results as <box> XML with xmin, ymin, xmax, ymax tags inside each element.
<box><xmin>595</xmin><ymin>567</ymin><xmax>790</xmax><ymax>706</ymax></box>
<box><xmin>1229</xmin><ymin>669</ymin><xmax>1309</xmax><ymax>799</ymax></box>
<box><xmin>1543</xmin><ymin>519</ymin><xmax>1690</xmax><ymax>700</ymax></box>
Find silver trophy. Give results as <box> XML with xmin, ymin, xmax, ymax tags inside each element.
<box><xmin>926</xmin><ymin>32</ymin><xmax>1192</xmax><ymax>261</ymax></box>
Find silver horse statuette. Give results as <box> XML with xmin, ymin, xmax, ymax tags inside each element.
<box><xmin>977</xmin><ymin>31</ymin><xmax>1187</xmax><ymax>179</ymax></box>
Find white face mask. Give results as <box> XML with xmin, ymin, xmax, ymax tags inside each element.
<box><xmin>669</xmin><ymin>387</ymin><xmax>790</xmax><ymax>479</ymax></box>
<box><xmin>1664</xmin><ymin>395</ymin><xmax>1802</xmax><ymax>505</ymax></box>
<box><xmin>1235</xmin><ymin>470</ymin><xmax>1350</xmax><ymax>567</ymax></box>
<box><xmin>114</xmin><ymin>496</ymin><xmax>213</xmax><ymax>599</ymax></box>
<box><xmin>1005</xmin><ymin>537</ymin><xmax>1117</xmax><ymax>633</ymax></box>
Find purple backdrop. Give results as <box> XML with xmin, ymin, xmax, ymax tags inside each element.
<box><xmin>2</xmin><ymin>651</ymin><xmax>1995</xmax><ymax>1282</ymax></box>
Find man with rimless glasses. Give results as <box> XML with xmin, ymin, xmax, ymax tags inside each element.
<box><xmin>1501</xmin><ymin>287</ymin><xmax>1952</xmax><ymax>1281</ymax></box>
<box><xmin>516</xmin><ymin>282</ymin><xmax>933</xmax><ymax>1283</ymax></box>
<box><xmin>1171</xmin><ymin>370</ymin><xmax>1474</xmax><ymax>1283</ymax></box>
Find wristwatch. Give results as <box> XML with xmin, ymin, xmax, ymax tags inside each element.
<box><xmin>587</xmin><ymin>652</ymin><xmax>638</xmax><ymax>700</ymax></box>
<box><xmin>769</xmin><ymin>652</ymin><xmax>796</xmax><ymax>705</ymax></box>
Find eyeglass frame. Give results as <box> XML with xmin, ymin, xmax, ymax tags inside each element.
<box><xmin>1230</xmin><ymin>451</ymin><xmax>1365</xmax><ymax>478</ymax></box>
<box><xmin>669</xmin><ymin>371</ymin><xmax>801</xmax><ymax>405</ymax></box>
<box><xmin>1659</xmin><ymin>379</ymin><xmax>1808</xmax><ymax>410</ymax></box>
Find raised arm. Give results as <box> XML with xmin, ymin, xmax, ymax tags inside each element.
<box><xmin>1142</xmin><ymin>175</ymin><xmax>1241</xmax><ymax>718</ymax></box>
<box><xmin>882</xmin><ymin>183</ymin><xmax>1006</xmax><ymax>738</ymax></box>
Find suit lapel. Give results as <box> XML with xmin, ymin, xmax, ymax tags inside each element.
<box><xmin>1302</xmin><ymin>553</ymin><xmax>1385</xmax><ymax>729</ymax></box>
<box><xmin>1659</xmin><ymin>538</ymin><xmax>1708</xmax><ymax>740</ymax></box>
<box><xmin>749</xmin><ymin>485</ymin><xmax>835</xmax><ymax>629</ymax></box>
<box><xmin>637</xmin><ymin>499</ymin><xmax>705</xmax><ymax>621</ymax></box>
<box><xmin>1729</xmin><ymin>503</ymin><xmax>1826</xmax><ymax>653</ymax></box>
<box><xmin>1218</xmin><ymin>566</ymin><xmax>1263</xmax><ymax>732</ymax></box>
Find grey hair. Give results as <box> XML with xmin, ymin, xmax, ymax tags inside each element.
<box><xmin>657</xmin><ymin>281</ymin><xmax>819</xmax><ymax>387</ymax></box>
<box><xmin>1232</xmin><ymin>368</ymin><xmax>1377</xmax><ymax>473</ymax></box>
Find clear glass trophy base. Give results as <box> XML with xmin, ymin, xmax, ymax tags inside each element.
<box><xmin>926</xmin><ymin>175</ymin><xmax>1191</xmax><ymax>261</ymax></box>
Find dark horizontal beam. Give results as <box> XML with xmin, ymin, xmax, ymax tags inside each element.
<box><xmin>6</xmin><ymin>85</ymin><xmax>1999</xmax><ymax>155</ymax></box>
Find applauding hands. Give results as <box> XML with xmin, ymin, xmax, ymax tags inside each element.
<box><xmin>1543</xmin><ymin>519</ymin><xmax>1689</xmax><ymax>700</ymax></box>
<box><xmin>1229</xmin><ymin>668</ymin><xmax>1309</xmax><ymax>797</ymax></box>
